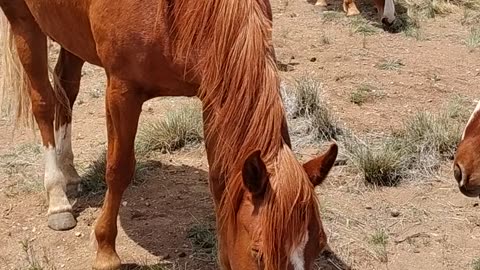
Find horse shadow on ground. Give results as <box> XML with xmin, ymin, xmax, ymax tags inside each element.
<box><xmin>74</xmin><ymin>155</ymin><xmax>353</xmax><ymax>270</ymax></box>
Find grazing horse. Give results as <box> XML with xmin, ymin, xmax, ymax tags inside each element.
<box><xmin>313</xmin><ymin>0</ymin><xmax>396</xmax><ymax>27</ymax></box>
<box><xmin>0</xmin><ymin>0</ymin><xmax>339</xmax><ymax>269</ymax></box>
<box><xmin>454</xmin><ymin>101</ymin><xmax>480</xmax><ymax>197</ymax></box>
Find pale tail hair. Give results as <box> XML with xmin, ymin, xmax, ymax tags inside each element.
<box><xmin>0</xmin><ymin>12</ymin><xmax>71</xmax><ymax>130</ymax></box>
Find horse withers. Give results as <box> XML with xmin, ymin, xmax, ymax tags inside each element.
<box><xmin>0</xmin><ymin>0</ymin><xmax>339</xmax><ymax>269</ymax></box>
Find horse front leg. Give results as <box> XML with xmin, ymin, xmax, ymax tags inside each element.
<box><xmin>93</xmin><ymin>77</ymin><xmax>143</xmax><ymax>270</ymax></box>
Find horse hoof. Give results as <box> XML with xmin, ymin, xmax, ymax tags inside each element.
<box><xmin>93</xmin><ymin>252</ymin><xmax>121</xmax><ymax>270</ymax></box>
<box><xmin>48</xmin><ymin>212</ymin><xmax>77</xmax><ymax>231</ymax></box>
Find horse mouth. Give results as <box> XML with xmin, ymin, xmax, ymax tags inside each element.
<box><xmin>459</xmin><ymin>186</ymin><xmax>480</xmax><ymax>198</ymax></box>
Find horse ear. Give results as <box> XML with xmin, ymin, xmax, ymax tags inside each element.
<box><xmin>242</xmin><ymin>150</ymin><xmax>269</xmax><ymax>197</ymax></box>
<box><xmin>303</xmin><ymin>143</ymin><xmax>338</xmax><ymax>187</ymax></box>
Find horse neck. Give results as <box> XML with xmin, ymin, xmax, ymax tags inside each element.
<box><xmin>171</xmin><ymin>0</ymin><xmax>290</xmax><ymax>186</ymax></box>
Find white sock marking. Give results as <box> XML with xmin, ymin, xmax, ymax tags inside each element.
<box><xmin>462</xmin><ymin>101</ymin><xmax>480</xmax><ymax>140</ymax></box>
<box><xmin>290</xmin><ymin>231</ymin><xmax>309</xmax><ymax>270</ymax></box>
<box><xmin>383</xmin><ymin>0</ymin><xmax>396</xmax><ymax>23</ymax></box>
<box><xmin>44</xmin><ymin>144</ymin><xmax>70</xmax><ymax>214</ymax></box>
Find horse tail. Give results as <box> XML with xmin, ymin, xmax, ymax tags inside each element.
<box><xmin>0</xmin><ymin>12</ymin><xmax>34</xmax><ymax>128</ymax></box>
<box><xmin>0</xmin><ymin>13</ymin><xmax>70</xmax><ymax>130</ymax></box>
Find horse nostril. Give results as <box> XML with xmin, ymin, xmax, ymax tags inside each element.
<box><xmin>454</xmin><ymin>164</ymin><xmax>462</xmax><ymax>184</ymax></box>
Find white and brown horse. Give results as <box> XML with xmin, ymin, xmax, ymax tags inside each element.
<box><xmin>454</xmin><ymin>101</ymin><xmax>480</xmax><ymax>197</ymax></box>
<box><xmin>0</xmin><ymin>0</ymin><xmax>338</xmax><ymax>269</ymax></box>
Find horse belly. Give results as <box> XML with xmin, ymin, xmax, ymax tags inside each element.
<box><xmin>24</xmin><ymin>0</ymin><xmax>101</xmax><ymax>65</ymax></box>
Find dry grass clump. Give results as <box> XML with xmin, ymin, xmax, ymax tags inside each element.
<box><xmin>136</xmin><ymin>102</ymin><xmax>203</xmax><ymax>155</ymax></box>
<box><xmin>342</xmin><ymin>134</ymin><xmax>408</xmax><ymax>186</ymax></box>
<box><xmin>285</xmin><ymin>78</ymin><xmax>342</xmax><ymax>141</ymax></box>
<box><xmin>80</xmin><ymin>150</ymin><xmax>157</xmax><ymax>195</ymax></box>
<box><xmin>343</xmin><ymin>103</ymin><xmax>465</xmax><ymax>186</ymax></box>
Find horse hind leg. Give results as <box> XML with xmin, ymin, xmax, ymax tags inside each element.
<box><xmin>53</xmin><ymin>48</ymin><xmax>84</xmax><ymax>198</ymax></box>
<box><xmin>1</xmin><ymin>3</ymin><xmax>76</xmax><ymax>230</ymax></box>
<box><xmin>343</xmin><ymin>0</ymin><xmax>360</xmax><ymax>16</ymax></box>
<box><xmin>93</xmin><ymin>77</ymin><xmax>143</xmax><ymax>270</ymax></box>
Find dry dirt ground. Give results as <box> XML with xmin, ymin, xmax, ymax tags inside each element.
<box><xmin>2</xmin><ymin>0</ymin><xmax>480</xmax><ymax>269</ymax></box>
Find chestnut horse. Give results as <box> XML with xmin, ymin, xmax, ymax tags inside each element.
<box><xmin>0</xmin><ymin>0</ymin><xmax>339</xmax><ymax>269</ymax></box>
<box><xmin>312</xmin><ymin>0</ymin><xmax>396</xmax><ymax>27</ymax></box>
<box><xmin>454</xmin><ymin>101</ymin><xmax>480</xmax><ymax>197</ymax></box>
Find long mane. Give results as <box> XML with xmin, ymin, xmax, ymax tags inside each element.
<box><xmin>171</xmin><ymin>1</ymin><xmax>317</xmax><ymax>269</ymax></box>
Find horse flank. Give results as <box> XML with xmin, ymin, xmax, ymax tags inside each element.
<box><xmin>172</xmin><ymin>1</ymin><xmax>315</xmax><ymax>269</ymax></box>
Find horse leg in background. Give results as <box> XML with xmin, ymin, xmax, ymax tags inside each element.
<box><xmin>343</xmin><ymin>0</ymin><xmax>360</xmax><ymax>16</ymax></box>
<box><xmin>93</xmin><ymin>78</ymin><xmax>143</xmax><ymax>270</ymax></box>
<box><xmin>313</xmin><ymin>0</ymin><xmax>328</xmax><ymax>8</ymax></box>
<box><xmin>1</xmin><ymin>3</ymin><xmax>76</xmax><ymax>231</ymax></box>
<box><xmin>53</xmin><ymin>48</ymin><xmax>85</xmax><ymax>197</ymax></box>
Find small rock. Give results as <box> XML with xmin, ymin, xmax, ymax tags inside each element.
<box><xmin>178</xmin><ymin>252</ymin><xmax>187</xmax><ymax>258</ymax></box>
<box><xmin>474</xmin><ymin>203</ymin><xmax>479</xmax><ymax>207</ymax></box>
<box><xmin>75</xmin><ymin>232</ymin><xmax>82</xmax><ymax>237</ymax></box>
<box><xmin>122</xmin><ymin>201</ymin><xmax>128</xmax><ymax>207</ymax></box>
<box><xmin>310</xmin><ymin>57</ymin><xmax>317</xmax><ymax>62</ymax></box>
<box><xmin>60</xmin><ymin>264</ymin><xmax>65</xmax><ymax>268</ymax></box>
<box><xmin>365</xmin><ymin>206</ymin><xmax>372</xmax><ymax>210</ymax></box>
<box><xmin>22</xmin><ymin>227</ymin><xmax>28</xmax><ymax>231</ymax></box>
<box><xmin>145</xmin><ymin>202</ymin><xmax>151</xmax><ymax>207</ymax></box>
<box><xmin>391</xmin><ymin>210</ymin><xmax>401</xmax><ymax>217</ymax></box>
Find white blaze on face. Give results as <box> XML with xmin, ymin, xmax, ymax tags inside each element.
<box><xmin>383</xmin><ymin>0</ymin><xmax>396</xmax><ymax>24</ymax></box>
<box><xmin>290</xmin><ymin>231</ymin><xmax>309</xmax><ymax>270</ymax></box>
<box><xmin>462</xmin><ymin>101</ymin><xmax>480</xmax><ymax>140</ymax></box>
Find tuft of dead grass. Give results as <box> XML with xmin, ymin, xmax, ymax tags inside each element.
<box><xmin>136</xmin><ymin>102</ymin><xmax>203</xmax><ymax>155</ymax></box>
<box><xmin>289</xmin><ymin>77</ymin><xmax>342</xmax><ymax>141</ymax></box>
<box><xmin>377</xmin><ymin>59</ymin><xmax>404</xmax><ymax>71</ymax></box>
<box><xmin>80</xmin><ymin>150</ymin><xmax>156</xmax><ymax>195</ymax></box>
<box><xmin>349</xmin><ymin>84</ymin><xmax>383</xmax><ymax>105</ymax></box>
<box><xmin>349</xmin><ymin>17</ymin><xmax>379</xmax><ymax>35</ymax></box>
<box><xmin>466</xmin><ymin>27</ymin><xmax>480</xmax><ymax>49</ymax></box>
<box><xmin>292</xmin><ymin>78</ymin><xmax>323</xmax><ymax>118</ymax></box>
<box><xmin>473</xmin><ymin>258</ymin><xmax>480</xmax><ymax>270</ymax></box>
<box><xmin>342</xmin><ymin>134</ymin><xmax>407</xmax><ymax>186</ymax></box>
<box><xmin>187</xmin><ymin>223</ymin><xmax>217</xmax><ymax>263</ymax></box>
<box><xmin>369</xmin><ymin>229</ymin><xmax>389</xmax><ymax>263</ymax></box>
<box><xmin>396</xmin><ymin>110</ymin><xmax>462</xmax><ymax>161</ymax></box>
<box><xmin>342</xmin><ymin>106</ymin><xmax>463</xmax><ymax>186</ymax></box>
